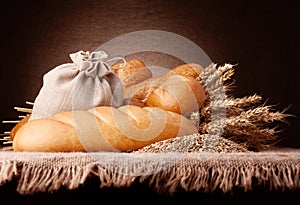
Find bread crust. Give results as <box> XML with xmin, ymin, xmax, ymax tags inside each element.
<box><xmin>10</xmin><ymin>115</ymin><xmax>31</xmax><ymax>140</ymax></box>
<box><xmin>13</xmin><ymin>105</ymin><xmax>198</xmax><ymax>152</ymax></box>
<box><xmin>165</xmin><ymin>63</ymin><xmax>204</xmax><ymax>78</ymax></box>
<box><xmin>124</xmin><ymin>63</ymin><xmax>207</xmax><ymax>116</ymax></box>
<box><xmin>112</xmin><ymin>59</ymin><xmax>152</xmax><ymax>88</ymax></box>
<box><xmin>145</xmin><ymin>75</ymin><xmax>206</xmax><ymax>116</ymax></box>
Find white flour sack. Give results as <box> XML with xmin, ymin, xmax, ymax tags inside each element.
<box><xmin>30</xmin><ymin>50</ymin><xmax>125</xmax><ymax>121</ymax></box>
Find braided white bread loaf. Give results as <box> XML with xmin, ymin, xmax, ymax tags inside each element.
<box><xmin>12</xmin><ymin>105</ymin><xmax>198</xmax><ymax>152</ymax></box>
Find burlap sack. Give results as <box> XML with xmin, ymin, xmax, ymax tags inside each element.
<box><xmin>30</xmin><ymin>50</ymin><xmax>125</xmax><ymax>121</ymax></box>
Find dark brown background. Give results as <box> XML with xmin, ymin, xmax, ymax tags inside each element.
<box><xmin>1</xmin><ymin>0</ymin><xmax>299</xmax><ymax>148</ymax></box>
<box><xmin>0</xmin><ymin>0</ymin><xmax>300</xmax><ymax>203</ymax></box>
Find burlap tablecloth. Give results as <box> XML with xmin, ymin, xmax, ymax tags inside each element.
<box><xmin>1</xmin><ymin>148</ymin><xmax>300</xmax><ymax>195</ymax></box>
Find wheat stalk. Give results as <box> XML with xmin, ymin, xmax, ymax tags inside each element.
<box><xmin>1</xmin><ymin>102</ymin><xmax>33</xmax><ymax>151</ymax></box>
<box><xmin>197</xmin><ymin>114</ymin><xmax>281</xmax><ymax>150</ymax></box>
<box><xmin>240</xmin><ymin>105</ymin><xmax>291</xmax><ymax>124</ymax></box>
<box><xmin>226</xmin><ymin>94</ymin><xmax>262</xmax><ymax>108</ymax></box>
<box><xmin>194</xmin><ymin>63</ymin><xmax>291</xmax><ymax>151</ymax></box>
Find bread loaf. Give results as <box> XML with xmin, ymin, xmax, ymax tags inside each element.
<box><xmin>123</xmin><ymin>63</ymin><xmax>206</xmax><ymax>116</ymax></box>
<box><xmin>12</xmin><ymin>105</ymin><xmax>198</xmax><ymax>152</ymax></box>
<box><xmin>165</xmin><ymin>63</ymin><xmax>204</xmax><ymax>78</ymax></box>
<box><xmin>112</xmin><ymin>59</ymin><xmax>152</xmax><ymax>88</ymax></box>
<box><xmin>145</xmin><ymin>74</ymin><xmax>206</xmax><ymax>116</ymax></box>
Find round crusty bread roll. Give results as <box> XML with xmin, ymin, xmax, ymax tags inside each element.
<box><xmin>112</xmin><ymin>59</ymin><xmax>152</xmax><ymax>88</ymax></box>
<box><xmin>123</xmin><ymin>63</ymin><xmax>206</xmax><ymax>116</ymax></box>
<box><xmin>12</xmin><ymin>105</ymin><xmax>198</xmax><ymax>152</ymax></box>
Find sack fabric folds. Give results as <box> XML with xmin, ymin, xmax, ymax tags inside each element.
<box><xmin>30</xmin><ymin>50</ymin><xmax>125</xmax><ymax>121</ymax></box>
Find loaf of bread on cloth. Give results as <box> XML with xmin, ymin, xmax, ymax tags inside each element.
<box><xmin>11</xmin><ymin>57</ymin><xmax>206</xmax><ymax>152</ymax></box>
<box><xmin>124</xmin><ymin>63</ymin><xmax>206</xmax><ymax>116</ymax></box>
<box><xmin>12</xmin><ymin>105</ymin><xmax>198</xmax><ymax>152</ymax></box>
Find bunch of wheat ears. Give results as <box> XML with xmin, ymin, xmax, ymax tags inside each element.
<box><xmin>192</xmin><ymin>63</ymin><xmax>291</xmax><ymax>151</ymax></box>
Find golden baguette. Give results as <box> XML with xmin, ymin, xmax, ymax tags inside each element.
<box><xmin>124</xmin><ymin>63</ymin><xmax>206</xmax><ymax>116</ymax></box>
<box><xmin>12</xmin><ymin>105</ymin><xmax>198</xmax><ymax>152</ymax></box>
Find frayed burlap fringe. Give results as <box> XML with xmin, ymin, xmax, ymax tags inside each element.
<box><xmin>1</xmin><ymin>149</ymin><xmax>300</xmax><ymax>195</ymax></box>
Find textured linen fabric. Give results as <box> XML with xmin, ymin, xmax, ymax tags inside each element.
<box><xmin>0</xmin><ymin>148</ymin><xmax>299</xmax><ymax>195</ymax></box>
<box><xmin>30</xmin><ymin>50</ymin><xmax>125</xmax><ymax>121</ymax></box>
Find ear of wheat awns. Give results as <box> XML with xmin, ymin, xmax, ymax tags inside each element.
<box><xmin>195</xmin><ymin>63</ymin><xmax>292</xmax><ymax>151</ymax></box>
